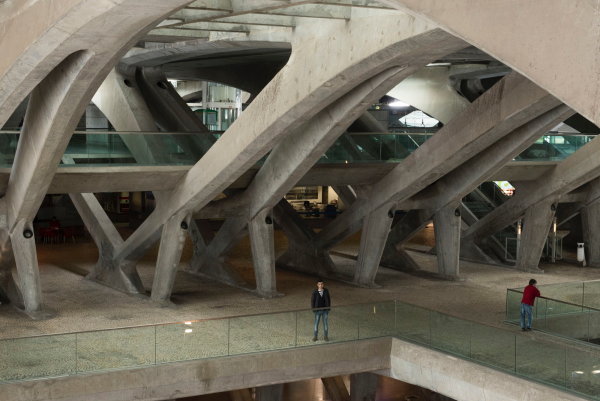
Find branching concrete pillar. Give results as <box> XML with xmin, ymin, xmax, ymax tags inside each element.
<box><xmin>582</xmin><ymin>202</ymin><xmax>600</xmax><ymax>267</ymax></box>
<box><xmin>380</xmin><ymin>210</ymin><xmax>430</xmax><ymax>271</ymax></box>
<box><xmin>432</xmin><ymin>205</ymin><xmax>461</xmax><ymax>277</ymax></box>
<box><xmin>187</xmin><ymin>219</ymin><xmax>247</xmax><ymax>287</ymax></box>
<box><xmin>350</xmin><ymin>372</ymin><xmax>378</xmax><ymax>401</ymax></box>
<box><xmin>70</xmin><ymin>193</ymin><xmax>144</xmax><ymax>294</ymax></box>
<box><xmin>10</xmin><ymin>219</ymin><xmax>44</xmax><ymax>318</ymax></box>
<box><xmin>516</xmin><ymin>199</ymin><xmax>557</xmax><ymax>271</ymax></box>
<box><xmin>273</xmin><ymin>200</ymin><xmax>337</xmax><ymax>276</ymax></box>
<box><xmin>354</xmin><ymin>203</ymin><xmax>395</xmax><ymax>287</ymax></box>
<box><xmin>151</xmin><ymin>212</ymin><xmax>191</xmax><ymax>304</ymax></box>
<box><xmin>255</xmin><ymin>384</ymin><xmax>284</xmax><ymax>401</ymax></box>
<box><xmin>248</xmin><ymin>209</ymin><xmax>279</xmax><ymax>298</ymax></box>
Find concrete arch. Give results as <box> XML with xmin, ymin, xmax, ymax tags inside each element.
<box><xmin>0</xmin><ymin>0</ymin><xmax>194</xmax><ymax>315</ymax></box>
<box><xmin>382</xmin><ymin>0</ymin><xmax>600</xmax><ymax>128</ymax></box>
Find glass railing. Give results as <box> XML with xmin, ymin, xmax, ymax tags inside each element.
<box><xmin>2</xmin><ymin>300</ymin><xmax>600</xmax><ymax>400</ymax></box>
<box><xmin>507</xmin><ymin>287</ymin><xmax>600</xmax><ymax>344</ymax></box>
<box><xmin>0</xmin><ymin>131</ymin><xmax>595</xmax><ymax>168</ymax></box>
<box><xmin>515</xmin><ymin>135</ymin><xmax>596</xmax><ymax>161</ymax></box>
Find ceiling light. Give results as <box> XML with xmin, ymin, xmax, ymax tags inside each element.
<box><xmin>389</xmin><ymin>100</ymin><xmax>409</xmax><ymax>108</ymax></box>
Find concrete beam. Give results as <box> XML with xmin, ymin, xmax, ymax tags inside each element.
<box><xmin>113</xmin><ymin>15</ymin><xmax>465</xmax><ymax>264</ymax></box>
<box><xmin>463</xmin><ymin>136</ymin><xmax>600</xmax><ymax>242</ymax></box>
<box><xmin>314</xmin><ymin>72</ymin><xmax>560</xmax><ymax>250</ymax></box>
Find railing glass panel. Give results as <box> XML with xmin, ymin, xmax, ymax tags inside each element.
<box><xmin>0</xmin><ymin>131</ymin><xmax>595</xmax><ymax>167</ymax></box>
<box><xmin>2</xmin><ymin>300</ymin><xmax>600</xmax><ymax>399</ymax></box>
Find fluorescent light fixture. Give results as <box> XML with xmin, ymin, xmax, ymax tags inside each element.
<box><xmin>592</xmin><ymin>370</ymin><xmax>600</xmax><ymax>374</ymax></box>
<box><xmin>184</xmin><ymin>321</ymin><xmax>192</xmax><ymax>325</ymax></box>
<box><xmin>389</xmin><ymin>100</ymin><xmax>410</xmax><ymax>108</ymax></box>
<box><xmin>185</xmin><ymin>328</ymin><xmax>193</xmax><ymax>334</ymax></box>
<box><xmin>427</xmin><ymin>62</ymin><xmax>451</xmax><ymax>67</ymax></box>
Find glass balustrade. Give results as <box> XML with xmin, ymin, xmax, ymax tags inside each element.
<box><xmin>0</xmin><ymin>131</ymin><xmax>595</xmax><ymax>167</ymax></box>
<box><xmin>506</xmin><ymin>283</ymin><xmax>600</xmax><ymax>346</ymax></box>
<box><xmin>1</xmin><ymin>299</ymin><xmax>599</xmax><ymax>400</ymax></box>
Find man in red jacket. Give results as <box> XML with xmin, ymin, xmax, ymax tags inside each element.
<box><xmin>520</xmin><ymin>278</ymin><xmax>541</xmax><ymax>331</ymax></box>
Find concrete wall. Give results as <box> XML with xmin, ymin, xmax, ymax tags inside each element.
<box><xmin>0</xmin><ymin>337</ymin><xmax>588</xmax><ymax>401</ymax></box>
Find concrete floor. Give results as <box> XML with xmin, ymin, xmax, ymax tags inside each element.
<box><xmin>1</xmin><ymin>226</ymin><xmax>599</xmax><ymax>339</ymax></box>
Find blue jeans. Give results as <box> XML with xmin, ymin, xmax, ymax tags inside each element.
<box><xmin>313</xmin><ymin>310</ymin><xmax>329</xmax><ymax>336</ymax></box>
<box><xmin>520</xmin><ymin>303</ymin><xmax>533</xmax><ymax>329</ymax></box>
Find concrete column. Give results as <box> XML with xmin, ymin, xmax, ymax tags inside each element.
<box><xmin>432</xmin><ymin>205</ymin><xmax>461</xmax><ymax>278</ymax></box>
<box><xmin>350</xmin><ymin>372</ymin><xmax>378</xmax><ymax>401</ymax></box>
<box><xmin>9</xmin><ymin>219</ymin><xmax>43</xmax><ymax>317</ymax></box>
<box><xmin>516</xmin><ymin>199</ymin><xmax>557</xmax><ymax>271</ymax></box>
<box><xmin>248</xmin><ymin>209</ymin><xmax>279</xmax><ymax>298</ymax></box>
<box><xmin>581</xmin><ymin>202</ymin><xmax>600</xmax><ymax>267</ymax></box>
<box><xmin>255</xmin><ymin>384</ymin><xmax>284</xmax><ymax>401</ymax></box>
<box><xmin>354</xmin><ymin>204</ymin><xmax>395</xmax><ymax>287</ymax></box>
<box><xmin>150</xmin><ymin>212</ymin><xmax>191</xmax><ymax>304</ymax></box>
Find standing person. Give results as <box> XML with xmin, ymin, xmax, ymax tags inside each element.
<box><xmin>311</xmin><ymin>279</ymin><xmax>331</xmax><ymax>341</ymax></box>
<box><xmin>520</xmin><ymin>278</ymin><xmax>541</xmax><ymax>331</ymax></box>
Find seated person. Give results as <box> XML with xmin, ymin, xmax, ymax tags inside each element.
<box><xmin>324</xmin><ymin>203</ymin><xmax>337</xmax><ymax>219</ymax></box>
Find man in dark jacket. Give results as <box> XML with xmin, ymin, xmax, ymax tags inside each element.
<box><xmin>311</xmin><ymin>279</ymin><xmax>331</xmax><ymax>341</ymax></box>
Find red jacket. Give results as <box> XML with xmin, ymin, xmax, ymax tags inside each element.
<box><xmin>521</xmin><ymin>285</ymin><xmax>541</xmax><ymax>306</ymax></box>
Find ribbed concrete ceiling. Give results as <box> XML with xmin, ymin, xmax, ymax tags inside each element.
<box><xmin>145</xmin><ymin>0</ymin><xmax>395</xmax><ymax>42</ymax></box>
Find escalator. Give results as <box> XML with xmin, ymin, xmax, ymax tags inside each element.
<box><xmin>461</xmin><ymin>181</ymin><xmax>518</xmax><ymax>263</ymax></box>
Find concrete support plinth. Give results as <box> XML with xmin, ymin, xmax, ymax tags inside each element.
<box><xmin>516</xmin><ymin>200</ymin><xmax>557</xmax><ymax>271</ymax></box>
<box><xmin>380</xmin><ymin>210</ymin><xmax>431</xmax><ymax>271</ymax></box>
<box><xmin>273</xmin><ymin>200</ymin><xmax>337</xmax><ymax>276</ymax></box>
<box><xmin>10</xmin><ymin>219</ymin><xmax>46</xmax><ymax>318</ymax></box>
<box><xmin>582</xmin><ymin>201</ymin><xmax>600</xmax><ymax>267</ymax></box>
<box><xmin>255</xmin><ymin>384</ymin><xmax>284</xmax><ymax>401</ymax></box>
<box><xmin>70</xmin><ymin>193</ymin><xmax>144</xmax><ymax>294</ymax></box>
<box><xmin>150</xmin><ymin>212</ymin><xmax>191</xmax><ymax>304</ymax></box>
<box><xmin>186</xmin><ymin>219</ymin><xmax>248</xmax><ymax>287</ymax></box>
<box><xmin>433</xmin><ymin>205</ymin><xmax>461</xmax><ymax>278</ymax></box>
<box><xmin>248</xmin><ymin>209</ymin><xmax>280</xmax><ymax>298</ymax></box>
<box><xmin>350</xmin><ymin>372</ymin><xmax>378</xmax><ymax>401</ymax></box>
<box><xmin>354</xmin><ymin>204</ymin><xmax>395</xmax><ymax>287</ymax></box>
